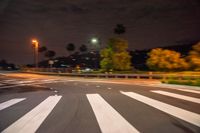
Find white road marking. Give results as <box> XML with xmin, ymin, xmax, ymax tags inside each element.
<box><xmin>17</xmin><ymin>81</ymin><xmax>35</xmax><ymax>84</ymax></box>
<box><xmin>1</xmin><ymin>79</ymin><xmax>17</xmax><ymax>82</ymax></box>
<box><xmin>0</xmin><ymin>84</ymin><xmax>21</xmax><ymax>89</ymax></box>
<box><xmin>121</xmin><ymin>91</ymin><xmax>200</xmax><ymax>127</ymax></box>
<box><xmin>151</xmin><ymin>90</ymin><xmax>200</xmax><ymax>104</ymax></box>
<box><xmin>108</xmin><ymin>87</ymin><xmax>112</xmax><ymax>90</ymax></box>
<box><xmin>42</xmin><ymin>79</ymin><xmax>57</xmax><ymax>82</ymax></box>
<box><xmin>152</xmin><ymin>84</ymin><xmax>200</xmax><ymax>94</ymax></box>
<box><xmin>0</xmin><ymin>83</ymin><xmax>4</xmax><ymax>86</ymax></box>
<box><xmin>0</xmin><ymin>98</ymin><xmax>26</xmax><ymax>111</ymax></box>
<box><xmin>87</xmin><ymin>94</ymin><xmax>140</xmax><ymax>133</ymax></box>
<box><xmin>175</xmin><ymin>88</ymin><xmax>200</xmax><ymax>94</ymax></box>
<box><xmin>30</xmin><ymin>85</ymin><xmax>47</xmax><ymax>88</ymax></box>
<box><xmin>96</xmin><ymin>85</ymin><xmax>100</xmax><ymax>88</ymax></box>
<box><xmin>2</xmin><ymin>95</ymin><xmax>62</xmax><ymax>133</ymax></box>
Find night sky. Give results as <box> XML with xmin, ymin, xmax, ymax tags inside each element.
<box><xmin>0</xmin><ymin>0</ymin><xmax>200</xmax><ymax>64</ymax></box>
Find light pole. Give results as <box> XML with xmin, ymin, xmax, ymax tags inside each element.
<box><xmin>90</xmin><ymin>37</ymin><xmax>100</xmax><ymax>69</ymax></box>
<box><xmin>31</xmin><ymin>39</ymin><xmax>39</xmax><ymax>68</ymax></box>
<box><xmin>91</xmin><ymin>37</ymin><xmax>100</xmax><ymax>49</ymax></box>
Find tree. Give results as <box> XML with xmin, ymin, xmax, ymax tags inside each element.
<box><xmin>0</xmin><ymin>59</ymin><xmax>8</xmax><ymax>69</ymax></box>
<box><xmin>79</xmin><ymin>44</ymin><xmax>87</xmax><ymax>53</ymax></box>
<box><xmin>108</xmin><ymin>38</ymin><xmax>128</xmax><ymax>52</ymax></box>
<box><xmin>100</xmin><ymin>38</ymin><xmax>132</xmax><ymax>71</ymax></box>
<box><xmin>112</xmin><ymin>52</ymin><xmax>132</xmax><ymax>70</ymax></box>
<box><xmin>109</xmin><ymin>38</ymin><xmax>131</xmax><ymax>70</ymax></box>
<box><xmin>114</xmin><ymin>24</ymin><xmax>126</xmax><ymax>35</ymax></box>
<box><xmin>188</xmin><ymin>42</ymin><xmax>200</xmax><ymax>70</ymax></box>
<box><xmin>38</xmin><ymin>46</ymin><xmax>47</xmax><ymax>61</ymax></box>
<box><xmin>100</xmin><ymin>48</ymin><xmax>113</xmax><ymax>71</ymax></box>
<box><xmin>38</xmin><ymin>46</ymin><xmax>47</xmax><ymax>53</ymax></box>
<box><xmin>66</xmin><ymin>43</ymin><xmax>75</xmax><ymax>56</ymax></box>
<box><xmin>146</xmin><ymin>48</ymin><xmax>189</xmax><ymax>71</ymax></box>
<box><xmin>45</xmin><ymin>50</ymin><xmax>56</xmax><ymax>59</ymax></box>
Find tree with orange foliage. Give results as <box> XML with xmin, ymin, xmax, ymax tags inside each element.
<box><xmin>188</xmin><ymin>42</ymin><xmax>200</xmax><ymax>71</ymax></box>
<box><xmin>146</xmin><ymin>48</ymin><xmax>189</xmax><ymax>71</ymax></box>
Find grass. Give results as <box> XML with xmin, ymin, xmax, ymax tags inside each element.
<box><xmin>162</xmin><ymin>79</ymin><xmax>200</xmax><ymax>87</ymax></box>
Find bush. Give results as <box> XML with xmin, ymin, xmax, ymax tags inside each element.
<box><xmin>164</xmin><ymin>79</ymin><xmax>200</xmax><ymax>87</ymax></box>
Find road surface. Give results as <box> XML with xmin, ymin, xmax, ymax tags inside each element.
<box><xmin>0</xmin><ymin>72</ymin><xmax>199</xmax><ymax>133</ymax></box>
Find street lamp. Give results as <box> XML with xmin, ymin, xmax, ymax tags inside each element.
<box><xmin>91</xmin><ymin>38</ymin><xmax>98</xmax><ymax>44</ymax></box>
<box><xmin>31</xmin><ymin>39</ymin><xmax>39</xmax><ymax>68</ymax></box>
<box><xmin>90</xmin><ymin>37</ymin><xmax>100</xmax><ymax>69</ymax></box>
<box><xmin>90</xmin><ymin>37</ymin><xmax>100</xmax><ymax>48</ymax></box>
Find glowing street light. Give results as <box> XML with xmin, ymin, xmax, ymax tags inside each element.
<box><xmin>91</xmin><ymin>38</ymin><xmax>98</xmax><ymax>44</ymax></box>
<box><xmin>90</xmin><ymin>37</ymin><xmax>101</xmax><ymax>69</ymax></box>
<box><xmin>31</xmin><ymin>39</ymin><xmax>39</xmax><ymax>68</ymax></box>
<box><xmin>32</xmin><ymin>39</ymin><xmax>39</xmax><ymax>48</ymax></box>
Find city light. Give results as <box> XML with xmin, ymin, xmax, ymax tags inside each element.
<box><xmin>91</xmin><ymin>38</ymin><xmax>98</xmax><ymax>44</ymax></box>
<box><xmin>31</xmin><ymin>39</ymin><xmax>39</xmax><ymax>68</ymax></box>
<box><xmin>32</xmin><ymin>39</ymin><xmax>39</xmax><ymax>48</ymax></box>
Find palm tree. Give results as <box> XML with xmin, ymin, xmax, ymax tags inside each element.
<box><xmin>38</xmin><ymin>46</ymin><xmax>47</xmax><ymax>53</ymax></box>
<box><xmin>45</xmin><ymin>50</ymin><xmax>56</xmax><ymax>59</ymax></box>
<box><xmin>114</xmin><ymin>24</ymin><xmax>126</xmax><ymax>35</ymax></box>
<box><xmin>66</xmin><ymin>43</ymin><xmax>76</xmax><ymax>56</ymax></box>
<box><xmin>38</xmin><ymin>46</ymin><xmax>47</xmax><ymax>64</ymax></box>
<box><xmin>79</xmin><ymin>44</ymin><xmax>87</xmax><ymax>53</ymax></box>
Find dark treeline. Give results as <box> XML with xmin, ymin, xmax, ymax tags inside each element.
<box><xmin>28</xmin><ymin>43</ymin><xmax>194</xmax><ymax>71</ymax></box>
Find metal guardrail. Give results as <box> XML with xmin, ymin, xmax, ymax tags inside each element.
<box><xmin>22</xmin><ymin>68</ymin><xmax>200</xmax><ymax>80</ymax></box>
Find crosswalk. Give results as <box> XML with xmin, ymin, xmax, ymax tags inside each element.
<box><xmin>0</xmin><ymin>78</ymin><xmax>64</xmax><ymax>89</ymax></box>
<box><xmin>0</xmin><ymin>98</ymin><xmax>26</xmax><ymax>111</ymax></box>
<box><xmin>2</xmin><ymin>96</ymin><xmax>61</xmax><ymax>133</ymax></box>
<box><xmin>0</xmin><ymin>89</ymin><xmax>200</xmax><ymax>133</ymax></box>
<box><xmin>151</xmin><ymin>90</ymin><xmax>200</xmax><ymax>104</ymax></box>
<box><xmin>87</xmin><ymin>94</ymin><xmax>140</xmax><ymax>133</ymax></box>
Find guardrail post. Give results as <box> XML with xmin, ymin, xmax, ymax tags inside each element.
<box><xmin>149</xmin><ymin>72</ymin><xmax>152</xmax><ymax>79</ymax></box>
<box><xmin>162</xmin><ymin>75</ymin><xmax>166</xmax><ymax>81</ymax></box>
<box><xmin>178</xmin><ymin>75</ymin><xmax>182</xmax><ymax>81</ymax></box>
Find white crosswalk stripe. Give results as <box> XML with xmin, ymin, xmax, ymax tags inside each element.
<box><xmin>87</xmin><ymin>94</ymin><xmax>140</xmax><ymax>133</ymax></box>
<box><xmin>1</xmin><ymin>89</ymin><xmax>199</xmax><ymax>132</ymax></box>
<box><xmin>2</xmin><ymin>95</ymin><xmax>62</xmax><ymax>133</ymax></box>
<box><xmin>0</xmin><ymin>98</ymin><xmax>26</xmax><ymax>111</ymax></box>
<box><xmin>121</xmin><ymin>91</ymin><xmax>200</xmax><ymax>127</ymax></box>
<box><xmin>151</xmin><ymin>84</ymin><xmax>200</xmax><ymax>94</ymax></box>
<box><xmin>151</xmin><ymin>90</ymin><xmax>200</xmax><ymax>104</ymax></box>
<box><xmin>175</xmin><ymin>88</ymin><xmax>200</xmax><ymax>94</ymax></box>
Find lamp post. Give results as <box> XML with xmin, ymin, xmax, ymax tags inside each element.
<box><xmin>91</xmin><ymin>37</ymin><xmax>100</xmax><ymax>49</ymax></box>
<box><xmin>90</xmin><ymin>37</ymin><xmax>100</xmax><ymax>69</ymax></box>
<box><xmin>31</xmin><ymin>39</ymin><xmax>39</xmax><ymax>68</ymax></box>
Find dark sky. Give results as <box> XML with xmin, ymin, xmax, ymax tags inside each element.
<box><xmin>0</xmin><ymin>0</ymin><xmax>200</xmax><ymax>64</ymax></box>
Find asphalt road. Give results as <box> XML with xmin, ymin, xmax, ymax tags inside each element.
<box><xmin>0</xmin><ymin>72</ymin><xmax>199</xmax><ymax>133</ymax></box>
